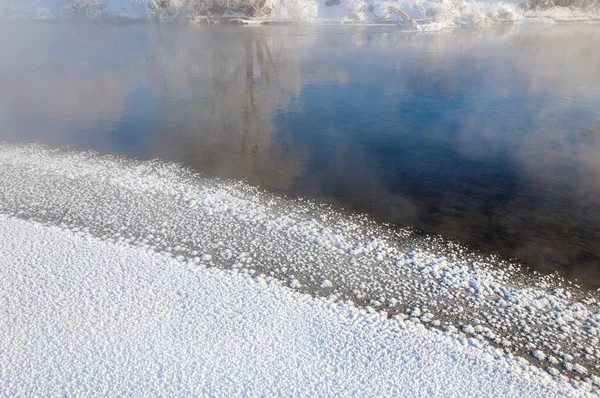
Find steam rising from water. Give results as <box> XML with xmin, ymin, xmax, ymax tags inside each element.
<box><xmin>2</xmin><ymin>23</ymin><xmax>600</xmax><ymax>285</ymax></box>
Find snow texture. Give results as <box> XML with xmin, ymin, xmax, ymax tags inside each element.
<box><xmin>0</xmin><ymin>143</ymin><xmax>599</xmax><ymax>385</ymax></box>
<box><xmin>0</xmin><ymin>216</ymin><xmax>594</xmax><ymax>396</ymax></box>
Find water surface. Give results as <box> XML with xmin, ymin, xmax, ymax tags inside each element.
<box><xmin>1</xmin><ymin>22</ymin><xmax>600</xmax><ymax>286</ymax></box>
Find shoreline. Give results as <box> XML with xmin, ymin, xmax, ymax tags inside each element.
<box><xmin>1</xmin><ymin>142</ymin><xmax>599</xmax><ymax>382</ymax></box>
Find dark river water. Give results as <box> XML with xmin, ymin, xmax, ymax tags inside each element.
<box><xmin>1</xmin><ymin>21</ymin><xmax>600</xmax><ymax>286</ymax></box>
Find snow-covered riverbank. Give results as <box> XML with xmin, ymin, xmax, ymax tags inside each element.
<box><xmin>0</xmin><ymin>216</ymin><xmax>593</xmax><ymax>396</ymax></box>
<box><xmin>1</xmin><ymin>143</ymin><xmax>600</xmax><ymax>391</ymax></box>
<box><xmin>1</xmin><ymin>0</ymin><xmax>599</xmax><ymax>31</ymax></box>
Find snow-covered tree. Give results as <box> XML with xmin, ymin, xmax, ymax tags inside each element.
<box><xmin>60</xmin><ymin>0</ymin><xmax>105</xmax><ymax>18</ymax></box>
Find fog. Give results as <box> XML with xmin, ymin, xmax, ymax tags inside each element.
<box><xmin>1</xmin><ymin>22</ymin><xmax>600</xmax><ymax>285</ymax></box>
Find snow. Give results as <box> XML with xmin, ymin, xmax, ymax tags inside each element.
<box><xmin>1</xmin><ymin>142</ymin><xmax>599</xmax><ymax>383</ymax></box>
<box><xmin>0</xmin><ymin>4</ymin><xmax>598</xmax><ymax>390</ymax></box>
<box><xmin>0</xmin><ymin>0</ymin><xmax>598</xmax><ymax>28</ymax></box>
<box><xmin>0</xmin><ymin>216</ymin><xmax>593</xmax><ymax>396</ymax></box>
<box><xmin>532</xmin><ymin>350</ymin><xmax>546</xmax><ymax>361</ymax></box>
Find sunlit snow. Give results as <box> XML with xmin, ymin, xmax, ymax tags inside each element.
<box><xmin>0</xmin><ymin>216</ymin><xmax>594</xmax><ymax>396</ymax></box>
<box><xmin>1</xmin><ymin>143</ymin><xmax>599</xmax><ymax>390</ymax></box>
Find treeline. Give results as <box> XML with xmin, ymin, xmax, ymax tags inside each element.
<box><xmin>58</xmin><ymin>0</ymin><xmax>599</xmax><ymax>20</ymax></box>
<box><xmin>146</xmin><ymin>0</ymin><xmax>271</xmax><ymax>18</ymax></box>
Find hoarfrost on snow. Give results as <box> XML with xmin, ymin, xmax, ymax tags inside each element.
<box><xmin>0</xmin><ymin>217</ymin><xmax>590</xmax><ymax>396</ymax></box>
<box><xmin>0</xmin><ymin>143</ymin><xmax>599</xmax><ymax>384</ymax></box>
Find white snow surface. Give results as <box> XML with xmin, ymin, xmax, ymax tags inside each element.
<box><xmin>0</xmin><ymin>216</ymin><xmax>591</xmax><ymax>396</ymax></box>
<box><xmin>1</xmin><ymin>142</ymin><xmax>600</xmax><ymax>385</ymax></box>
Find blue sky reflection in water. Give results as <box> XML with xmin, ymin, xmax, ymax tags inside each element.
<box><xmin>1</xmin><ymin>22</ymin><xmax>600</xmax><ymax>286</ymax></box>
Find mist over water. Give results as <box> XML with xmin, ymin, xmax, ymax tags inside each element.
<box><xmin>1</xmin><ymin>22</ymin><xmax>600</xmax><ymax>286</ymax></box>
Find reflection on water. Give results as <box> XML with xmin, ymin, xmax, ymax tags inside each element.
<box><xmin>1</xmin><ymin>22</ymin><xmax>600</xmax><ymax>286</ymax></box>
